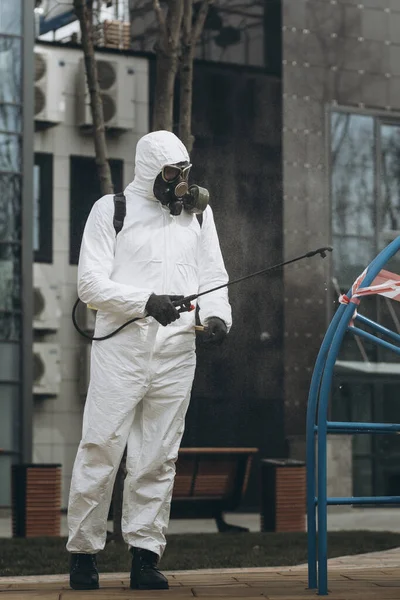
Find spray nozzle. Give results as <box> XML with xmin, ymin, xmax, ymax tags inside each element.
<box><xmin>305</xmin><ymin>247</ymin><xmax>333</xmax><ymax>259</ymax></box>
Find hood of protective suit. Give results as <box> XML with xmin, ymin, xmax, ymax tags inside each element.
<box><xmin>126</xmin><ymin>131</ymin><xmax>190</xmax><ymax>200</ymax></box>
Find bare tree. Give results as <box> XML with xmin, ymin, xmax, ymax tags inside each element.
<box><xmin>152</xmin><ymin>0</ymin><xmax>185</xmax><ymax>131</ymax></box>
<box><xmin>151</xmin><ymin>0</ymin><xmax>212</xmax><ymax>149</ymax></box>
<box><xmin>179</xmin><ymin>0</ymin><xmax>210</xmax><ymax>152</ymax></box>
<box><xmin>73</xmin><ymin>0</ymin><xmax>113</xmax><ymax>195</ymax></box>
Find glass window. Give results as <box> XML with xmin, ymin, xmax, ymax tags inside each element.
<box><xmin>69</xmin><ymin>156</ymin><xmax>124</xmax><ymax>265</ymax></box>
<box><xmin>0</xmin><ymin>133</ymin><xmax>20</xmax><ymax>173</ymax></box>
<box><xmin>378</xmin><ymin>123</ymin><xmax>400</xmax><ymax>276</ymax></box>
<box><xmin>332</xmin><ymin>236</ymin><xmax>375</xmax><ymax>289</ymax></box>
<box><xmin>331</xmin><ymin>111</ymin><xmax>400</xmax><ymax>500</ymax></box>
<box><xmin>331</xmin><ymin>112</ymin><xmax>375</xmax><ymax>238</ymax></box>
<box><xmin>131</xmin><ymin>0</ymin><xmax>268</xmax><ymax>68</ymax></box>
<box><xmin>331</xmin><ymin>111</ymin><xmax>400</xmax><ymax>289</ymax></box>
<box><xmin>0</xmin><ymin>454</ymin><xmax>14</xmax><ymax>505</ymax></box>
<box><xmin>0</xmin><ymin>105</ymin><xmax>21</xmax><ymax>133</ymax></box>
<box><xmin>33</xmin><ymin>165</ymin><xmax>40</xmax><ymax>252</ymax></box>
<box><xmin>0</xmin><ymin>1</ymin><xmax>21</xmax><ymax>36</ymax></box>
<box><xmin>0</xmin><ymin>174</ymin><xmax>21</xmax><ymax>242</ymax></box>
<box><xmin>0</xmin><ymin>37</ymin><xmax>21</xmax><ymax>104</ymax></box>
<box><xmin>0</xmin><ymin>383</ymin><xmax>19</xmax><ymax>451</ymax></box>
<box><xmin>380</xmin><ymin>124</ymin><xmax>400</xmax><ymax>235</ymax></box>
<box><xmin>0</xmin><ymin>245</ymin><xmax>21</xmax><ymax>313</ymax></box>
<box><xmin>0</xmin><ymin>314</ymin><xmax>20</xmax><ymax>342</ymax></box>
<box><xmin>33</xmin><ymin>153</ymin><xmax>53</xmax><ymax>263</ymax></box>
<box><xmin>0</xmin><ymin>341</ymin><xmax>20</xmax><ymax>380</ymax></box>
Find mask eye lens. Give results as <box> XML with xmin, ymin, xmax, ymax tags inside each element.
<box><xmin>162</xmin><ymin>165</ymin><xmax>181</xmax><ymax>181</ymax></box>
<box><xmin>182</xmin><ymin>166</ymin><xmax>191</xmax><ymax>180</ymax></box>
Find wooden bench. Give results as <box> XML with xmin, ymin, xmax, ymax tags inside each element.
<box><xmin>170</xmin><ymin>447</ymin><xmax>259</xmax><ymax>533</ymax></box>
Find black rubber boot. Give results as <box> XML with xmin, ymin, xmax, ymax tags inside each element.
<box><xmin>130</xmin><ymin>547</ymin><xmax>169</xmax><ymax>590</ymax></box>
<box><xmin>69</xmin><ymin>553</ymin><xmax>99</xmax><ymax>590</ymax></box>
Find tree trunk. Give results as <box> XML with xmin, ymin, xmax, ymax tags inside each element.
<box><xmin>153</xmin><ymin>52</ymin><xmax>180</xmax><ymax>131</ymax></box>
<box><xmin>152</xmin><ymin>0</ymin><xmax>184</xmax><ymax>131</ymax></box>
<box><xmin>73</xmin><ymin>0</ymin><xmax>113</xmax><ymax>195</ymax></box>
<box><xmin>179</xmin><ymin>0</ymin><xmax>194</xmax><ymax>152</ymax></box>
<box><xmin>178</xmin><ymin>48</ymin><xmax>194</xmax><ymax>152</ymax></box>
<box><xmin>179</xmin><ymin>0</ymin><xmax>210</xmax><ymax>153</ymax></box>
<box><xmin>73</xmin><ymin>0</ymin><xmax>126</xmax><ymax>546</ymax></box>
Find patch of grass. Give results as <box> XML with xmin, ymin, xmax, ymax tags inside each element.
<box><xmin>1</xmin><ymin>531</ymin><xmax>400</xmax><ymax>577</ymax></box>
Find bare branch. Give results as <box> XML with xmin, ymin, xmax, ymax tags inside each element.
<box><xmin>192</xmin><ymin>0</ymin><xmax>212</xmax><ymax>43</ymax></box>
<box><xmin>72</xmin><ymin>0</ymin><xmax>113</xmax><ymax>195</ymax></box>
<box><xmin>166</xmin><ymin>0</ymin><xmax>185</xmax><ymax>47</ymax></box>
<box><xmin>153</xmin><ymin>0</ymin><xmax>166</xmax><ymax>33</ymax></box>
<box><xmin>182</xmin><ymin>0</ymin><xmax>192</xmax><ymax>44</ymax></box>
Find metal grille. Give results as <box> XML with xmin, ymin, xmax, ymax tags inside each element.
<box><xmin>33</xmin><ymin>352</ymin><xmax>44</xmax><ymax>382</ymax></box>
<box><xmin>101</xmin><ymin>93</ymin><xmax>116</xmax><ymax>123</ymax></box>
<box><xmin>34</xmin><ymin>87</ymin><xmax>45</xmax><ymax>116</ymax></box>
<box><xmin>33</xmin><ymin>288</ymin><xmax>44</xmax><ymax>318</ymax></box>
<box><xmin>97</xmin><ymin>60</ymin><xmax>116</xmax><ymax>90</ymax></box>
<box><xmin>34</xmin><ymin>53</ymin><xmax>46</xmax><ymax>82</ymax></box>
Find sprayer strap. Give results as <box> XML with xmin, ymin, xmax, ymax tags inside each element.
<box><xmin>112</xmin><ymin>192</ymin><xmax>202</xmax><ymax>236</ymax></box>
<box><xmin>113</xmin><ymin>192</ymin><xmax>126</xmax><ymax>236</ymax></box>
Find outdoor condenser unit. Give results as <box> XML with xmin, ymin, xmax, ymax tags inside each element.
<box><xmin>34</xmin><ymin>49</ymin><xmax>66</xmax><ymax>127</ymax></box>
<box><xmin>33</xmin><ymin>343</ymin><xmax>61</xmax><ymax>396</ymax></box>
<box><xmin>76</xmin><ymin>57</ymin><xmax>135</xmax><ymax>131</ymax></box>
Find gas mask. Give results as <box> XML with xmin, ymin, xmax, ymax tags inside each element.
<box><xmin>153</xmin><ymin>162</ymin><xmax>209</xmax><ymax>216</ymax></box>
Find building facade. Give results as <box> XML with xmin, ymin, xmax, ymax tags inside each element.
<box><xmin>0</xmin><ymin>1</ymin><xmax>34</xmax><ymax>506</ymax></box>
<box><xmin>7</xmin><ymin>0</ymin><xmax>399</xmax><ymax>511</ymax></box>
<box><xmin>282</xmin><ymin>0</ymin><xmax>400</xmax><ymax>498</ymax></box>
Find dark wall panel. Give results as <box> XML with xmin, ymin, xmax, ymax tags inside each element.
<box><xmin>150</xmin><ymin>60</ymin><xmax>284</xmax><ymax>507</ymax></box>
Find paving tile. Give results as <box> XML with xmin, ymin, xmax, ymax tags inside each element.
<box><xmin>3</xmin><ymin>562</ymin><xmax>400</xmax><ymax>598</ymax></box>
<box><xmin>266</xmin><ymin>597</ymin><xmax>351</xmax><ymax>600</ymax></box>
<box><xmin>59</xmin><ymin>592</ymin><xmax>132</xmax><ymax>598</ymax></box>
<box><xmin>60</xmin><ymin>592</ymin><xmax>195</xmax><ymax>600</ymax></box>
<box><xmin>0</xmin><ymin>581</ymin><xmax>69</xmax><ymax>591</ymax></box>
<box><xmin>191</xmin><ymin>585</ymin><xmax>267</xmax><ymax>597</ymax></box>
<box><xmin>173</xmin><ymin>577</ymin><xmax>239</xmax><ymax>585</ymax></box>
<box><xmin>0</xmin><ymin>594</ymin><xmax>60</xmax><ymax>600</ymax></box>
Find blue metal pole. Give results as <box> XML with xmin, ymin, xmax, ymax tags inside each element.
<box><xmin>317</xmin><ymin>303</ymin><xmax>354</xmax><ymax>595</ymax></box>
<box><xmin>306</xmin><ymin>304</ymin><xmax>346</xmax><ymax>589</ymax></box>
<box><xmin>349</xmin><ymin>326</ymin><xmax>400</xmax><ymax>356</ymax></box>
<box><xmin>327</xmin><ymin>495</ymin><xmax>400</xmax><ymax>505</ymax></box>
<box><xmin>356</xmin><ymin>313</ymin><xmax>400</xmax><ymax>345</ymax></box>
<box><xmin>327</xmin><ymin>421</ymin><xmax>400</xmax><ymax>433</ymax></box>
<box><xmin>306</xmin><ymin>251</ymin><xmax>383</xmax><ymax>590</ymax></box>
<box><xmin>316</xmin><ymin>237</ymin><xmax>400</xmax><ymax>595</ymax></box>
<box><xmin>306</xmin><ymin>250</ymin><xmax>383</xmax><ymax>590</ymax></box>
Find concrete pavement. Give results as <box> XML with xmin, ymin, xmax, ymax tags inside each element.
<box><xmin>2</xmin><ymin>551</ymin><xmax>400</xmax><ymax>599</ymax></box>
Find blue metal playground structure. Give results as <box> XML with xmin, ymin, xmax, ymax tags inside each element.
<box><xmin>306</xmin><ymin>236</ymin><xmax>400</xmax><ymax>595</ymax></box>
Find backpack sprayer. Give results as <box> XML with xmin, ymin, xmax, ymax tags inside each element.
<box><xmin>72</xmin><ymin>246</ymin><xmax>333</xmax><ymax>341</ymax></box>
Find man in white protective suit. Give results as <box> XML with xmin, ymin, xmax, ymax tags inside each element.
<box><xmin>67</xmin><ymin>130</ymin><xmax>232</xmax><ymax>591</ymax></box>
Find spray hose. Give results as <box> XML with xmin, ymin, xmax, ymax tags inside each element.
<box><xmin>72</xmin><ymin>246</ymin><xmax>333</xmax><ymax>341</ymax></box>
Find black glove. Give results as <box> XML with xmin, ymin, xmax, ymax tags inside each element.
<box><xmin>204</xmin><ymin>317</ymin><xmax>228</xmax><ymax>346</ymax></box>
<box><xmin>145</xmin><ymin>294</ymin><xmax>184</xmax><ymax>327</ymax></box>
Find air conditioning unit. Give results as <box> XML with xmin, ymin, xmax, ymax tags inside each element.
<box><xmin>34</xmin><ymin>49</ymin><xmax>66</xmax><ymax>127</ymax></box>
<box><xmin>79</xmin><ymin>343</ymin><xmax>92</xmax><ymax>396</ymax></box>
<box><xmin>33</xmin><ymin>343</ymin><xmax>61</xmax><ymax>396</ymax></box>
<box><xmin>33</xmin><ymin>264</ymin><xmax>61</xmax><ymax>331</ymax></box>
<box><xmin>76</xmin><ymin>57</ymin><xmax>135</xmax><ymax>131</ymax></box>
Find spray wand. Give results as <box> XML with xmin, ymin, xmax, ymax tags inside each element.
<box><xmin>72</xmin><ymin>246</ymin><xmax>332</xmax><ymax>341</ymax></box>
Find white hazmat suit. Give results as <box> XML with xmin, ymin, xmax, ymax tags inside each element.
<box><xmin>67</xmin><ymin>131</ymin><xmax>232</xmax><ymax>558</ymax></box>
